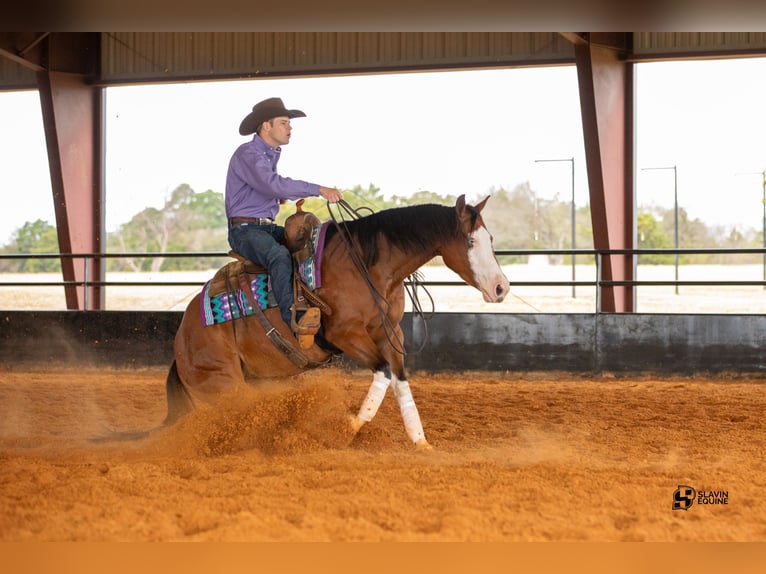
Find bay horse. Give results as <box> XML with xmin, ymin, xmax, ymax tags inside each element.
<box><xmin>165</xmin><ymin>194</ymin><xmax>510</xmax><ymax>449</ymax></box>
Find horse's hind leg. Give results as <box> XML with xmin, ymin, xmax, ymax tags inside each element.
<box><xmin>164</xmin><ymin>360</ymin><xmax>195</xmax><ymax>425</ymax></box>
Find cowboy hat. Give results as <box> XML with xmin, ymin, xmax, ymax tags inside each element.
<box><xmin>238</xmin><ymin>97</ymin><xmax>307</xmax><ymax>135</ymax></box>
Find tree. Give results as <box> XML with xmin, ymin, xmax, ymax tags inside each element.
<box><xmin>161</xmin><ymin>186</ymin><xmax>228</xmax><ymax>271</ymax></box>
<box><xmin>637</xmin><ymin>211</ymin><xmax>673</xmax><ymax>265</ymax></box>
<box><xmin>107</xmin><ymin>183</ymin><xmax>229</xmax><ymax>272</ymax></box>
<box><xmin>390</xmin><ymin>190</ymin><xmax>457</xmax><ymax>207</ymax></box>
<box><xmin>3</xmin><ymin>181</ymin><xmax>763</xmax><ymax>272</ymax></box>
<box><xmin>276</xmin><ymin>184</ymin><xmax>393</xmax><ymax>225</ymax></box>
<box><xmin>479</xmin><ymin>183</ymin><xmax>544</xmax><ymax>261</ymax></box>
<box><xmin>6</xmin><ymin>220</ymin><xmax>61</xmax><ymax>272</ymax></box>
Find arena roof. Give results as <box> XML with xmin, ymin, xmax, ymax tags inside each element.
<box><xmin>3</xmin><ymin>32</ymin><xmax>766</xmax><ymax>91</ymax></box>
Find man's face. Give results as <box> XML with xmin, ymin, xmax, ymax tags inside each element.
<box><xmin>262</xmin><ymin>116</ymin><xmax>292</xmax><ymax>147</ymax></box>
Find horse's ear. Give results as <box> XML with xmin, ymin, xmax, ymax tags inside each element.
<box><xmin>455</xmin><ymin>194</ymin><xmax>474</xmax><ymax>234</ymax></box>
<box><xmin>455</xmin><ymin>194</ymin><xmax>466</xmax><ymax>214</ymax></box>
<box><xmin>474</xmin><ymin>195</ymin><xmax>490</xmax><ymax>213</ymax></box>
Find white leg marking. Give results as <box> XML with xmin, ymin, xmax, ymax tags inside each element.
<box><xmin>354</xmin><ymin>370</ymin><xmax>391</xmax><ymax>427</ymax></box>
<box><xmin>391</xmin><ymin>375</ymin><xmax>428</xmax><ymax>446</ymax></box>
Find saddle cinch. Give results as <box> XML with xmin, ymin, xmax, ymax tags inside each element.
<box><xmin>208</xmin><ymin>200</ymin><xmax>331</xmax><ymax>351</ymax></box>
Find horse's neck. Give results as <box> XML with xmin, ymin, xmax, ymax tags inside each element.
<box><xmin>376</xmin><ymin>240</ymin><xmax>437</xmax><ymax>283</ymax></box>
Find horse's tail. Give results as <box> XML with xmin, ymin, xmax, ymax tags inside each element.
<box><xmin>163</xmin><ymin>359</ymin><xmax>195</xmax><ymax>425</ymax></box>
<box><xmin>88</xmin><ymin>360</ymin><xmax>194</xmax><ymax>443</ymax></box>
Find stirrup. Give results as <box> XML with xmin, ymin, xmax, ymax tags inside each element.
<box><xmin>292</xmin><ymin>307</ymin><xmax>321</xmax><ymax>349</ymax></box>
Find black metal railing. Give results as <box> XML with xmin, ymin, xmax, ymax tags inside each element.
<box><xmin>2</xmin><ymin>248</ymin><xmax>766</xmax><ymax>313</ymax></box>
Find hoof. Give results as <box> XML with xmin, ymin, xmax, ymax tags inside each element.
<box><xmin>414</xmin><ymin>439</ymin><xmax>433</xmax><ymax>451</ymax></box>
<box><xmin>348</xmin><ymin>414</ymin><xmax>365</xmax><ymax>433</ymax></box>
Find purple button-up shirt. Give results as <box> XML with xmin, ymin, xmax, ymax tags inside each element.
<box><xmin>225</xmin><ymin>134</ymin><xmax>320</xmax><ymax>220</ymax></box>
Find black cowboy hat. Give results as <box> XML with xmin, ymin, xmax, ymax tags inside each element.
<box><xmin>238</xmin><ymin>97</ymin><xmax>307</xmax><ymax>135</ymax></box>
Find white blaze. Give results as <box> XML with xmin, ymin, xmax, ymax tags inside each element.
<box><xmin>468</xmin><ymin>226</ymin><xmax>510</xmax><ymax>302</ymax></box>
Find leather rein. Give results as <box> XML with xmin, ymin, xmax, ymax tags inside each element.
<box><xmin>326</xmin><ymin>199</ymin><xmax>434</xmax><ymax>357</ymax></box>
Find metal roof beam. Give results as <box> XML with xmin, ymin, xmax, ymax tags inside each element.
<box><xmin>0</xmin><ymin>33</ymin><xmax>48</xmax><ymax>72</ymax></box>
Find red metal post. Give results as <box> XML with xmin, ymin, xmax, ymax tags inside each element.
<box><xmin>37</xmin><ymin>70</ymin><xmax>104</xmax><ymax>309</ymax></box>
<box><xmin>574</xmin><ymin>34</ymin><xmax>636</xmax><ymax>313</ymax></box>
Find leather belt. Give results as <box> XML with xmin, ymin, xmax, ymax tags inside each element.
<box><xmin>229</xmin><ymin>217</ymin><xmax>274</xmax><ymax>227</ymax></box>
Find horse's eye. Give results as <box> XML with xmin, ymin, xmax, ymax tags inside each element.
<box><xmin>467</xmin><ymin>236</ymin><xmax>475</xmax><ymax>248</ymax></box>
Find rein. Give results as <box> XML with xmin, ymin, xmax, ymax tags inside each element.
<box><xmin>327</xmin><ymin>199</ymin><xmax>434</xmax><ymax>356</ymax></box>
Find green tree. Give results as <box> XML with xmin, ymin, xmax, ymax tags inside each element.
<box><xmin>9</xmin><ymin>219</ymin><xmax>61</xmax><ymax>272</ymax></box>
<box><xmin>107</xmin><ymin>183</ymin><xmax>228</xmax><ymax>272</ymax></box>
<box><xmin>187</xmin><ymin>189</ymin><xmax>227</xmax><ymax>227</ymax></box>
<box><xmin>637</xmin><ymin>211</ymin><xmax>673</xmax><ymax>264</ymax></box>
<box><xmin>390</xmin><ymin>190</ymin><xmax>457</xmax><ymax>207</ymax></box>
<box><xmin>8</xmin><ymin>181</ymin><xmax>763</xmax><ymax>274</ymax></box>
<box><xmin>479</xmin><ymin>183</ymin><xmax>540</xmax><ymax>262</ymax></box>
<box><xmin>343</xmin><ymin>183</ymin><xmax>390</xmax><ymax>211</ymax></box>
<box><xmin>161</xmin><ymin>186</ymin><xmax>228</xmax><ymax>271</ymax></box>
<box><xmin>676</xmin><ymin>208</ymin><xmax>714</xmax><ymax>264</ymax></box>
<box><xmin>276</xmin><ymin>184</ymin><xmax>393</xmax><ymax>225</ymax></box>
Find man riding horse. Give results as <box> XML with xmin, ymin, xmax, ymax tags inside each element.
<box><xmin>225</xmin><ymin>97</ymin><xmax>342</xmax><ymax>339</ymax></box>
<box><xmin>101</xmin><ymin>101</ymin><xmax>511</xmax><ymax>451</ymax></box>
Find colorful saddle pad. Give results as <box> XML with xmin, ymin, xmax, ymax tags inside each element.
<box><xmin>295</xmin><ymin>222</ymin><xmax>329</xmax><ymax>290</ymax></box>
<box><xmin>200</xmin><ymin>274</ymin><xmax>272</xmax><ymax>326</ymax></box>
<box><xmin>199</xmin><ymin>220</ymin><xmax>330</xmax><ymax>327</ymax></box>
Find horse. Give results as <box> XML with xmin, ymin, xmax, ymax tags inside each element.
<box><xmin>164</xmin><ymin>194</ymin><xmax>510</xmax><ymax>449</ymax></box>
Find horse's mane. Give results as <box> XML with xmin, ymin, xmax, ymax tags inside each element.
<box><xmin>325</xmin><ymin>203</ymin><xmax>479</xmax><ymax>268</ymax></box>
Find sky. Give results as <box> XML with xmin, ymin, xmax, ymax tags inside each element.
<box><xmin>1</xmin><ymin>57</ymin><xmax>766</xmax><ymax>246</ymax></box>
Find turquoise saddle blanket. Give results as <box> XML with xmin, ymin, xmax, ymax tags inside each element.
<box><xmin>199</xmin><ymin>222</ymin><xmax>327</xmax><ymax>327</ymax></box>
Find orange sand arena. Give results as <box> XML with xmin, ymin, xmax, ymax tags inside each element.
<box><xmin>1</xmin><ymin>366</ymin><xmax>765</xmax><ymax>541</ymax></box>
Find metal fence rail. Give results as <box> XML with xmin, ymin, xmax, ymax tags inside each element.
<box><xmin>2</xmin><ymin>248</ymin><xmax>766</xmax><ymax>313</ymax></box>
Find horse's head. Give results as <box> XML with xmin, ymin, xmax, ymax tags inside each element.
<box><xmin>441</xmin><ymin>195</ymin><xmax>510</xmax><ymax>303</ymax></box>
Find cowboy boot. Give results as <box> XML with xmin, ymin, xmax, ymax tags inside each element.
<box><xmin>293</xmin><ymin>306</ymin><xmax>321</xmax><ymax>349</ymax></box>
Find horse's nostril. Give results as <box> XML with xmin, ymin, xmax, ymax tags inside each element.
<box><xmin>496</xmin><ymin>284</ymin><xmax>505</xmax><ymax>296</ymax></box>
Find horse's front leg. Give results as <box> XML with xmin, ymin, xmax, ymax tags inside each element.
<box><xmin>390</xmin><ymin>373</ymin><xmax>430</xmax><ymax>450</ymax></box>
<box><xmin>349</xmin><ymin>366</ymin><xmax>431</xmax><ymax>450</ymax></box>
<box><xmin>349</xmin><ymin>367</ymin><xmax>391</xmax><ymax>432</ymax></box>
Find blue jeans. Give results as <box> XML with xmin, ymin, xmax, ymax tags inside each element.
<box><xmin>228</xmin><ymin>223</ymin><xmax>293</xmax><ymax>327</ymax></box>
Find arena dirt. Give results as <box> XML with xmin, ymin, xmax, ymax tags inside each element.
<box><xmin>1</xmin><ymin>366</ymin><xmax>765</xmax><ymax>541</ymax></box>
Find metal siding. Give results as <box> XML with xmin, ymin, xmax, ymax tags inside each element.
<box><xmin>353</xmin><ymin>32</ymin><xmax>371</xmax><ymax>66</ymax></box>
<box><xmin>635</xmin><ymin>32</ymin><xmax>766</xmax><ymax>55</ymax></box>
<box><xmin>0</xmin><ymin>56</ymin><xmax>37</xmax><ymax>89</ymax></box>
<box><xmin>98</xmin><ymin>32</ymin><xmax>575</xmax><ymax>83</ymax></box>
<box><xmin>6</xmin><ymin>32</ymin><xmax>766</xmax><ymax>88</ymax></box>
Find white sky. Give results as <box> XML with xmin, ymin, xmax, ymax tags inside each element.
<box><xmin>1</xmin><ymin>57</ymin><xmax>765</xmax><ymax>245</ymax></box>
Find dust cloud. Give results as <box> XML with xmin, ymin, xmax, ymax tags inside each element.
<box><xmin>1</xmin><ymin>367</ymin><xmax>765</xmax><ymax>541</ymax></box>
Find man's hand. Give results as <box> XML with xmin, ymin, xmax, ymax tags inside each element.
<box><xmin>319</xmin><ymin>186</ymin><xmax>342</xmax><ymax>203</ymax></box>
